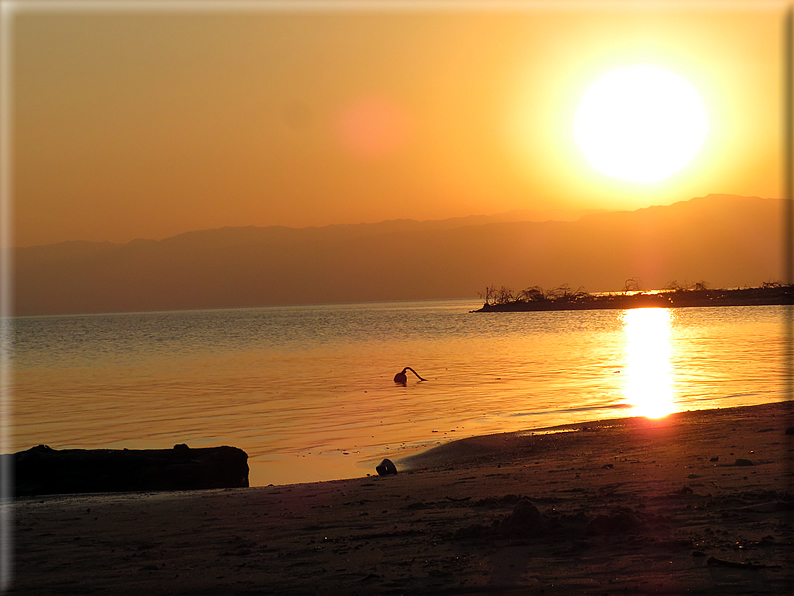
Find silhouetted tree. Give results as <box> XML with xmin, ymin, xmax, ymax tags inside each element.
<box><xmin>691</xmin><ymin>281</ymin><xmax>710</xmax><ymax>292</ymax></box>
<box><xmin>517</xmin><ymin>286</ymin><xmax>546</xmax><ymax>302</ymax></box>
<box><xmin>623</xmin><ymin>277</ymin><xmax>642</xmax><ymax>292</ymax></box>
<box><xmin>481</xmin><ymin>285</ymin><xmax>518</xmax><ymax>306</ymax></box>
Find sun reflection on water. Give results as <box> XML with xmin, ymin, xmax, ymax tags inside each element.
<box><xmin>622</xmin><ymin>308</ymin><xmax>676</xmax><ymax>418</ymax></box>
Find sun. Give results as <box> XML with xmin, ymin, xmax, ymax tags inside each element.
<box><xmin>573</xmin><ymin>65</ymin><xmax>709</xmax><ymax>183</ymax></box>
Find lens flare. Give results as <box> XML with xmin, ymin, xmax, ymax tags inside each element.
<box><xmin>336</xmin><ymin>95</ymin><xmax>410</xmax><ymax>159</ymax></box>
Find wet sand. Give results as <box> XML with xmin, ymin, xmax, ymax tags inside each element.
<box><xmin>7</xmin><ymin>401</ymin><xmax>794</xmax><ymax>595</ymax></box>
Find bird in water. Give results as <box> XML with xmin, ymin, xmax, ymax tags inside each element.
<box><xmin>394</xmin><ymin>367</ymin><xmax>426</xmax><ymax>386</ymax></box>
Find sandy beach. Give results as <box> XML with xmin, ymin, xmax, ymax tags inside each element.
<box><xmin>7</xmin><ymin>401</ymin><xmax>793</xmax><ymax>595</ymax></box>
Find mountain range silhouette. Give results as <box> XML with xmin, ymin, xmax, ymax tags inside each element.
<box><xmin>11</xmin><ymin>194</ymin><xmax>784</xmax><ymax>315</ymax></box>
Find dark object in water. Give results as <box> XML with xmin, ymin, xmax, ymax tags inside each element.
<box><xmin>376</xmin><ymin>458</ymin><xmax>397</xmax><ymax>476</ymax></box>
<box><xmin>11</xmin><ymin>444</ymin><xmax>249</xmax><ymax>496</ymax></box>
<box><xmin>394</xmin><ymin>367</ymin><xmax>427</xmax><ymax>386</ymax></box>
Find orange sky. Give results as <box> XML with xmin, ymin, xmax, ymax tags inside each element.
<box><xmin>7</xmin><ymin>1</ymin><xmax>789</xmax><ymax>247</ymax></box>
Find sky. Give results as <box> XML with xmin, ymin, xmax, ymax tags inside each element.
<box><xmin>6</xmin><ymin>0</ymin><xmax>790</xmax><ymax>247</ymax></box>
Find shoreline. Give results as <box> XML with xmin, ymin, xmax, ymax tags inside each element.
<box><xmin>474</xmin><ymin>284</ymin><xmax>794</xmax><ymax>313</ymax></box>
<box><xmin>8</xmin><ymin>401</ymin><xmax>794</xmax><ymax>594</ymax></box>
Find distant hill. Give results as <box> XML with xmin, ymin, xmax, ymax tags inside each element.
<box><xmin>10</xmin><ymin>194</ymin><xmax>785</xmax><ymax>315</ymax></box>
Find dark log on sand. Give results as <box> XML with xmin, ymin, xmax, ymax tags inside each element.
<box><xmin>10</xmin><ymin>444</ymin><xmax>249</xmax><ymax>496</ymax></box>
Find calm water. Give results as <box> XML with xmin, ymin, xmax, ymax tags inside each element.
<box><xmin>9</xmin><ymin>299</ymin><xmax>791</xmax><ymax>486</ymax></box>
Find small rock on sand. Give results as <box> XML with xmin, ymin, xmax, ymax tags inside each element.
<box><xmin>376</xmin><ymin>458</ymin><xmax>398</xmax><ymax>476</ymax></box>
<box><xmin>496</xmin><ymin>498</ymin><xmax>545</xmax><ymax>538</ymax></box>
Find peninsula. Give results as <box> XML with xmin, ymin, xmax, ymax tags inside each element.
<box><xmin>474</xmin><ymin>281</ymin><xmax>793</xmax><ymax>313</ymax></box>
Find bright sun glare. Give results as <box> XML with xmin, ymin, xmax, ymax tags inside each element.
<box><xmin>574</xmin><ymin>65</ymin><xmax>709</xmax><ymax>183</ymax></box>
<box><xmin>622</xmin><ymin>308</ymin><xmax>676</xmax><ymax>419</ymax></box>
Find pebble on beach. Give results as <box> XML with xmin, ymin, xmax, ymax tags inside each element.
<box><xmin>376</xmin><ymin>458</ymin><xmax>398</xmax><ymax>476</ymax></box>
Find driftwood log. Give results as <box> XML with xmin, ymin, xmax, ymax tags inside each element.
<box><xmin>10</xmin><ymin>444</ymin><xmax>249</xmax><ymax>496</ymax></box>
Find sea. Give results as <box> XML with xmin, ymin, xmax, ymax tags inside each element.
<box><xmin>8</xmin><ymin>299</ymin><xmax>791</xmax><ymax>487</ymax></box>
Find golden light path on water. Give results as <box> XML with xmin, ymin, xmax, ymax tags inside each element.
<box><xmin>622</xmin><ymin>308</ymin><xmax>676</xmax><ymax>418</ymax></box>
